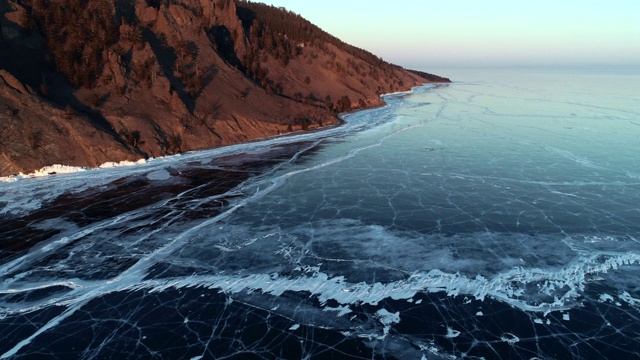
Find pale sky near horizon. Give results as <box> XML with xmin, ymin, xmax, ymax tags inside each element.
<box><xmin>256</xmin><ymin>1</ymin><xmax>640</xmax><ymax>70</ymax></box>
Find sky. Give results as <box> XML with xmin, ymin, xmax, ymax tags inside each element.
<box><xmin>256</xmin><ymin>0</ymin><xmax>640</xmax><ymax>69</ymax></box>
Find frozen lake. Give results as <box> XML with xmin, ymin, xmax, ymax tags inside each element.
<box><xmin>1</xmin><ymin>66</ymin><xmax>640</xmax><ymax>359</ymax></box>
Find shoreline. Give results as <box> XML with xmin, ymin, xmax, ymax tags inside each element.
<box><xmin>0</xmin><ymin>83</ymin><xmax>436</xmax><ymax>183</ymax></box>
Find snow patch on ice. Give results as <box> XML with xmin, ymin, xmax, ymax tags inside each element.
<box><xmin>500</xmin><ymin>333</ymin><xmax>520</xmax><ymax>345</ymax></box>
<box><xmin>0</xmin><ymin>198</ymin><xmax>42</xmax><ymax>216</ymax></box>
<box><xmin>324</xmin><ymin>305</ymin><xmax>352</xmax><ymax>317</ymax></box>
<box><xmin>376</xmin><ymin>308</ymin><xmax>400</xmax><ymax>326</ymax></box>
<box><xmin>147</xmin><ymin>169</ymin><xmax>171</xmax><ymax>181</ymax></box>
<box><xmin>0</xmin><ymin>159</ymin><xmax>147</xmax><ymax>182</ymax></box>
<box><xmin>31</xmin><ymin>164</ymin><xmax>87</xmax><ymax>176</ymax></box>
<box><xmin>619</xmin><ymin>292</ymin><xmax>640</xmax><ymax>307</ymax></box>
<box><xmin>599</xmin><ymin>293</ymin><xmax>615</xmax><ymax>303</ymax></box>
<box><xmin>376</xmin><ymin>308</ymin><xmax>400</xmax><ymax>336</ymax></box>
<box><xmin>0</xmin><ymin>164</ymin><xmax>87</xmax><ymax>181</ymax></box>
<box><xmin>99</xmin><ymin>159</ymin><xmax>147</xmax><ymax>168</ymax></box>
<box><xmin>445</xmin><ymin>327</ymin><xmax>460</xmax><ymax>338</ymax></box>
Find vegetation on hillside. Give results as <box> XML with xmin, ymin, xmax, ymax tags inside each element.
<box><xmin>235</xmin><ymin>1</ymin><xmax>449</xmax><ymax>103</ymax></box>
<box><xmin>13</xmin><ymin>0</ymin><xmax>447</xmax><ymax>109</ymax></box>
<box><xmin>237</xmin><ymin>1</ymin><xmax>391</xmax><ymax>68</ymax></box>
<box><xmin>0</xmin><ymin>0</ymin><xmax>449</xmax><ymax>175</ymax></box>
<box><xmin>26</xmin><ymin>0</ymin><xmax>119</xmax><ymax>89</ymax></box>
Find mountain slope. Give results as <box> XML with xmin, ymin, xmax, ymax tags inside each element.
<box><xmin>0</xmin><ymin>0</ymin><xmax>449</xmax><ymax>176</ymax></box>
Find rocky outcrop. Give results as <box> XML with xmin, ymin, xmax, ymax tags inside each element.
<box><xmin>0</xmin><ymin>0</ymin><xmax>449</xmax><ymax>176</ymax></box>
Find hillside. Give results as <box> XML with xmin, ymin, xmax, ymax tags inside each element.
<box><xmin>0</xmin><ymin>0</ymin><xmax>450</xmax><ymax>176</ymax></box>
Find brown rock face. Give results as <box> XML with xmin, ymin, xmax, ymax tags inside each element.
<box><xmin>0</xmin><ymin>0</ymin><xmax>450</xmax><ymax>176</ymax></box>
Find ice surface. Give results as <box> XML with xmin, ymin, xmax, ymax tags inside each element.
<box><xmin>146</xmin><ymin>169</ymin><xmax>171</xmax><ymax>181</ymax></box>
<box><xmin>2</xmin><ymin>70</ymin><xmax>640</xmax><ymax>359</ymax></box>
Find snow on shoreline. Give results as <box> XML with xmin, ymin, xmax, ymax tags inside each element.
<box><xmin>0</xmin><ymin>159</ymin><xmax>148</xmax><ymax>182</ymax></box>
<box><xmin>0</xmin><ymin>84</ymin><xmax>432</xmax><ymax>184</ymax></box>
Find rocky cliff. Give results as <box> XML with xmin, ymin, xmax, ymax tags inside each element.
<box><xmin>0</xmin><ymin>0</ymin><xmax>449</xmax><ymax>176</ymax></box>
